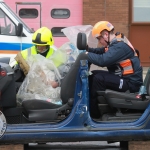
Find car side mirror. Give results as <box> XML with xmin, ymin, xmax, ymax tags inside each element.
<box><xmin>16</xmin><ymin>23</ymin><xmax>23</xmax><ymax>36</ymax></box>
<box><xmin>77</xmin><ymin>32</ymin><xmax>87</xmax><ymax>50</ymax></box>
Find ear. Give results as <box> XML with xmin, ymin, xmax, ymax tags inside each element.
<box><xmin>105</xmin><ymin>31</ymin><xmax>109</xmax><ymax>37</ymax></box>
<box><xmin>103</xmin><ymin>32</ymin><xmax>108</xmax><ymax>38</ymax></box>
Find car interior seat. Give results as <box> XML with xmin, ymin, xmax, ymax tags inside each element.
<box><xmin>22</xmin><ymin>53</ymin><xmax>88</xmax><ymax>122</ymax></box>
<box><xmin>10</xmin><ymin>26</ymin><xmax>16</xmax><ymax>35</ymax></box>
<box><xmin>0</xmin><ymin>62</ymin><xmax>16</xmax><ymax>108</ymax></box>
<box><xmin>1</xmin><ymin>24</ymin><xmax>11</xmax><ymax>35</ymax></box>
<box><xmin>97</xmin><ymin>68</ymin><xmax>150</xmax><ymax>121</ymax></box>
<box><xmin>0</xmin><ymin>57</ymin><xmax>10</xmax><ymax>64</ymax></box>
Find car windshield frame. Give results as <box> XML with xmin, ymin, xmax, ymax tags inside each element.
<box><xmin>2</xmin><ymin>2</ymin><xmax>34</xmax><ymax>33</ymax></box>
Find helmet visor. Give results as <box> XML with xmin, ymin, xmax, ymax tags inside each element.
<box><xmin>32</xmin><ymin>33</ymin><xmax>48</xmax><ymax>45</ymax></box>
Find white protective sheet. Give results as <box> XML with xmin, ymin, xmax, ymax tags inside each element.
<box><xmin>17</xmin><ymin>54</ymin><xmax>63</xmax><ymax>105</ymax></box>
<box><xmin>62</xmin><ymin>25</ymin><xmax>97</xmax><ymax>48</ymax></box>
<box><xmin>17</xmin><ymin>25</ymin><xmax>97</xmax><ymax>105</ymax></box>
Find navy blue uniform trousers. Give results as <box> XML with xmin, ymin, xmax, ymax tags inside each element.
<box><xmin>88</xmin><ymin>70</ymin><xmax>140</xmax><ymax>118</ymax></box>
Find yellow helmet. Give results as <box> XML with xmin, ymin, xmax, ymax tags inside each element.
<box><xmin>32</xmin><ymin>27</ymin><xmax>54</xmax><ymax>46</ymax></box>
<box><xmin>92</xmin><ymin>21</ymin><xmax>114</xmax><ymax>38</ymax></box>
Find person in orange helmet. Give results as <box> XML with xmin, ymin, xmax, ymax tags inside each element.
<box><xmin>85</xmin><ymin>21</ymin><xmax>143</xmax><ymax>118</ymax></box>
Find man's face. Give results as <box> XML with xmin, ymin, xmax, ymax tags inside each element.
<box><xmin>36</xmin><ymin>45</ymin><xmax>47</xmax><ymax>53</ymax></box>
<box><xmin>96</xmin><ymin>35</ymin><xmax>108</xmax><ymax>47</ymax></box>
<box><xmin>101</xmin><ymin>31</ymin><xmax>109</xmax><ymax>42</ymax></box>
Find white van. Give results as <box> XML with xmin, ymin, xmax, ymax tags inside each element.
<box><xmin>0</xmin><ymin>0</ymin><xmax>34</xmax><ymax>65</ymax></box>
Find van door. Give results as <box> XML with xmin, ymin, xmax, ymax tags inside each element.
<box><xmin>16</xmin><ymin>2</ymin><xmax>41</xmax><ymax>32</ymax></box>
<box><xmin>47</xmin><ymin>0</ymin><xmax>83</xmax><ymax>47</ymax></box>
<box><xmin>0</xmin><ymin>7</ymin><xmax>21</xmax><ymax>66</ymax></box>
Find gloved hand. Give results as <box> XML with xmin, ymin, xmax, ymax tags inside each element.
<box><xmin>15</xmin><ymin>52</ymin><xmax>30</xmax><ymax>76</ymax></box>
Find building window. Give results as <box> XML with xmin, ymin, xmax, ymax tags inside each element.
<box><xmin>133</xmin><ymin>0</ymin><xmax>150</xmax><ymax>22</ymax></box>
<box><xmin>51</xmin><ymin>27</ymin><xmax>65</xmax><ymax>37</ymax></box>
<box><xmin>19</xmin><ymin>9</ymin><xmax>38</xmax><ymax>18</ymax></box>
<box><xmin>51</xmin><ymin>9</ymin><xmax>70</xmax><ymax>19</ymax></box>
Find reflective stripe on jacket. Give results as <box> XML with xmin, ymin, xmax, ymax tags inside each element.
<box><xmin>115</xmin><ymin>34</ymin><xmax>136</xmax><ymax>76</ymax></box>
<box><xmin>21</xmin><ymin>46</ymin><xmax>65</xmax><ymax>67</ymax></box>
<box><xmin>119</xmin><ymin>59</ymin><xmax>133</xmax><ymax>75</ymax></box>
<box><xmin>21</xmin><ymin>46</ymin><xmax>54</xmax><ymax>60</ymax></box>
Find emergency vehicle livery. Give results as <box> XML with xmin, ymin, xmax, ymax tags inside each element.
<box><xmin>0</xmin><ymin>0</ymin><xmax>33</xmax><ymax>65</ymax></box>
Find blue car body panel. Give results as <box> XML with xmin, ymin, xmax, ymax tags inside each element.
<box><xmin>1</xmin><ymin>60</ymin><xmax>150</xmax><ymax>144</ymax></box>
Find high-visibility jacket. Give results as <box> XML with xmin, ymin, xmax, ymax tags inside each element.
<box><xmin>20</xmin><ymin>46</ymin><xmax>63</xmax><ymax>67</ymax></box>
<box><xmin>21</xmin><ymin>46</ymin><xmax>54</xmax><ymax>60</ymax></box>
<box><xmin>15</xmin><ymin>46</ymin><xmax>55</xmax><ymax>75</ymax></box>
<box><xmin>15</xmin><ymin>46</ymin><xmax>66</xmax><ymax>75</ymax></box>
<box><xmin>114</xmin><ymin>34</ymin><xmax>137</xmax><ymax>76</ymax></box>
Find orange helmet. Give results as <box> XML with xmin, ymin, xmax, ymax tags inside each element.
<box><xmin>92</xmin><ymin>21</ymin><xmax>114</xmax><ymax>38</ymax></box>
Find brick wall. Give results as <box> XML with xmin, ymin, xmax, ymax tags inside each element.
<box><xmin>83</xmin><ymin>0</ymin><xmax>129</xmax><ymax>38</ymax></box>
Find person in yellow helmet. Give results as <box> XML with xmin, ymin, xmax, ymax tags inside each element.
<box><xmin>85</xmin><ymin>21</ymin><xmax>143</xmax><ymax>118</ymax></box>
<box><xmin>22</xmin><ymin>27</ymin><xmax>54</xmax><ymax>60</ymax></box>
<box><xmin>15</xmin><ymin>27</ymin><xmax>59</xmax><ymax>88</ymax></box>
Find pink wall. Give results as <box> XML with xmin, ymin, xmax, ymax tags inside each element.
<box><xmin>5</xmin><ymin>0</ymin><xmax>83</xmax><ymax>47</ymax></box>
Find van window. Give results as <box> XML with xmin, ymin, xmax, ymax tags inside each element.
<box><xmin>51</xmin><ymin>27</ymin><xmax>65</xmax><ymax>37</ymax></box>
<box><xmin>19</xmin><ymin>9</ymin><xmax>38</xmax><ymax>18</ymax></box>
<box><xmin>51</xmin><ymin>9</ymin><xmax>70</xmax><ymax>19</ymax></box>
<box><xmin>0</xmin><ymin>9</ymin><xmax>16</xmax><ymax>36</ymax></box>
<box><xmin>3</xmin><ymin>3</ymin><xmax>34</xmax><ymax>33</ymax></box>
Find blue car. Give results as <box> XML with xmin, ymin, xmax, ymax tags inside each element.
<box><xmin>0</xmin><ymin>33</ymin><xmax>150</xmax><ymax>149</ymax></box>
